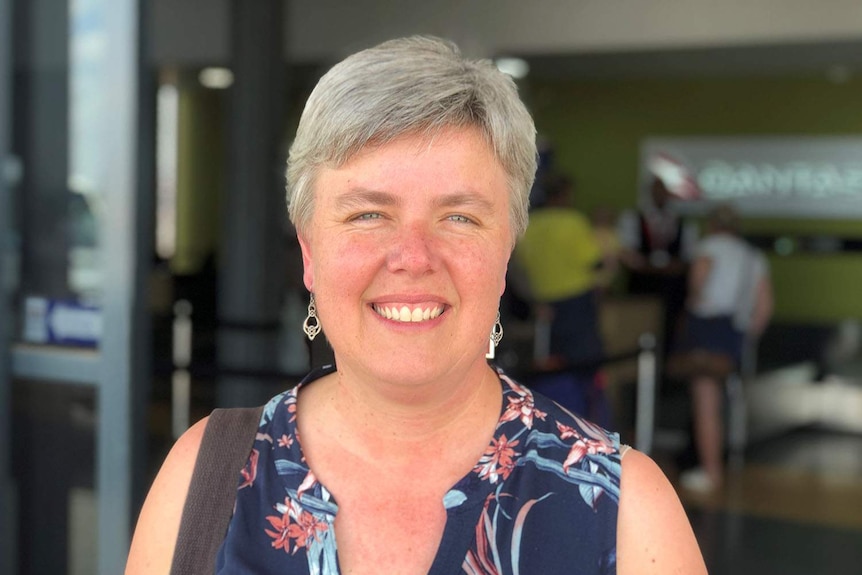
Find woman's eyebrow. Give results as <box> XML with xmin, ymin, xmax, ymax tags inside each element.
<box><xmin>333</xmin><ymin>189</ymin><xmax>494</xmax><ymax>212</ymax></box>
<box><xmin>433</xmin><ymin>192</ymin><xmax>494</xmax><ymax>212</ymax></box>
<box><xmin>334</xmin><ymin>188</ymin><xmax>400</xmax><ymax>210</ymax></box>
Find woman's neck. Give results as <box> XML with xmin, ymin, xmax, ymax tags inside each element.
<box><xmin>301</xmin><ymin>360</ymin><xmax>501</xmax><ymax>457</ymax></box>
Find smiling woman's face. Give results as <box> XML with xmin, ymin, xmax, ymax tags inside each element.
<box><xmin>298</xmin><ymin>126</ymin><xmax>512</xmax><ymax>386</ymax></box>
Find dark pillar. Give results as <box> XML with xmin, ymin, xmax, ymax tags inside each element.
<box><xmin>12</xmin><ymin>2</ymin><xmax>71</xmax><ymax>572</ymax></box>
<box><xmin>217</xmin><ymin>0</ymin><xmax>287</xmax><ymax>406</ymax></box>
<box><xmin>16</xmin><ymin>0</ymin><xmax>70</xmax><ymax>300</ymax></box>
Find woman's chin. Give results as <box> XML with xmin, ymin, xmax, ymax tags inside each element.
<box><xmin>348</xmin><ymin>347</ymin><xmax>478</xmax><ymax>388</ymax></box>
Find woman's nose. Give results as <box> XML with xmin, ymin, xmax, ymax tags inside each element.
<box><xmin>386</xmin><ymin>223</ymin><xmax>437</xmax><ymax>274</ymax></box>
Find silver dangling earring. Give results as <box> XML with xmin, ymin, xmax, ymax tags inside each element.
<box><xmin>486</xmin><ymin>311</ymin><xmax>503</xmax><ymax>359</ymax></box>
<box><xmin>303</xmin><ymin>293</ymin><xmax>322</xmax><ymax>341</ymax></box>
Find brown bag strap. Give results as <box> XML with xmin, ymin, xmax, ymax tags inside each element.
<box><xmin>170</xmin><ymin>406</ymin><xmax>263</xmax><ymax>575</ymax></box>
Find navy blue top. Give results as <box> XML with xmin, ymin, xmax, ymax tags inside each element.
<box><xmin>216</xmin><ymin>365</ymin><xmax>622</xmax><ymax>574</ymax></box>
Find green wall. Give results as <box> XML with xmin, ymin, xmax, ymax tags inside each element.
<box><xmin>525</xmin><ymin>74</ymin><xmax>862</xmax><ymax>322</ymax></box>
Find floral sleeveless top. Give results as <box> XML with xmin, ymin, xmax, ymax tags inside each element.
<box><xmin>215</xmin><ymin>365</ymin><xmax>622</xmax><ymax>574</ymax></box>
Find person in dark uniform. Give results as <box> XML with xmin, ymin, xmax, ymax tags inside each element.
<box><xmin>618</xmin><ymin>176</ymin><xmax>698</xmax><ymax>354</ymax></box>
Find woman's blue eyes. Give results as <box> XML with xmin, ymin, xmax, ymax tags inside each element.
<box><xmin>353</xmin><ymin>213</ymin><xmax>472</xmax><ymax>224</ymax></box>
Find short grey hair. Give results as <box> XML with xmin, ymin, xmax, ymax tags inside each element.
<box><xmin>286</xmin><ymin>35</ymin><xmax>537</xmax><ymax>243</ymax></box>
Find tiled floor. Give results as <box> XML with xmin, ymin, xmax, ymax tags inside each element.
<box><xmin>671</xmin><ymin>428</ymin><xmax>862</xmax><ymax>575</ymax></box>
<box><xmin>688</xmin><ymin>509</ymin><xmax>862</xmax><ymax>575</ymax></box>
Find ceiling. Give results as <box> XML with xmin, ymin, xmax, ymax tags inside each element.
<box><xmin>518</xmin><ymin>39</ymin><xmax>862</xmax><ymax>81</ymax></box>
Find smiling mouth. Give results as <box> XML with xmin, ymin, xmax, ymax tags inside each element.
<box><xmin>372</xmin><ymin>304</ymin><xmax>444</xmax><ymax>323</ymax></box>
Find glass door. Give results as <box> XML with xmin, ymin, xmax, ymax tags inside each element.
<box><xmin>0</xmin><ymin>0</ymin><xmax>148</xmax><ymax>573</ymax></box>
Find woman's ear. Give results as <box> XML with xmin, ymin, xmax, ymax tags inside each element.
<box><xmin>297</xmin><ymin>232</ymin><xmax>314</xmax><ymax>292</ymax></box>
<box><xmin>500</xmin><ymin>256</ymin><xmax>511</xmax><ymax>296</ymax></box>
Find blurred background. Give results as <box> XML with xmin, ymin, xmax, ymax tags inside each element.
<box><xmin>2</xmin><ymin>1</ymin><xmax>862</xmax><ymax>573</ymax></box>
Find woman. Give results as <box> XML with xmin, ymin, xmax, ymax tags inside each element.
<box><xmin>677</xmin><ymin>204</ymin><xmax>773</xmax><ymax>493</ymax></box>
<box><xmin>127</xmin><ymin>36</ymin><xmax>706</xmax><ymax>574</ymax></box>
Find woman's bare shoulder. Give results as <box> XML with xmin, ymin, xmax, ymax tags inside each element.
<box><xmin>125</xmin><ymin>415</ymin><xmax>209</xmax><ymax>575</ymax></box>
<box><xmin>617</xmin><ymin>448</ymin><xmax>707</xmax><ymax>575</ymax></box>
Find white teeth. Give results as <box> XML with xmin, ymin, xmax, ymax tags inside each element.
<box><xmin>373</xmin><ymin>304</ymin><xmax>443</xmax><ymax>323</ymax></box>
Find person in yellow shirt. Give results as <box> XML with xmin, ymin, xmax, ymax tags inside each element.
<box><xmin>516</xmin><ymin>175</ymin><xmax>605</xmax><ymax>371</ymax></box>
<box><xmin>591</xmin><ymin>205</ymin><xmax>624</xmax><ymax>293</ymax></box>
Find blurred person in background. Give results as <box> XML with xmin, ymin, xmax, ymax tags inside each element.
<box><xmin>127</xmin><ymin>36</ymin><xmax>706</xmax><ymax>575</ymax></box>
<box><xmin>618</xmin><ymin>176</ymin><xmax>698</xmax><ymax>355</ymax></box>
<box><xmin>591</xmin><ymin>204</ymin><xmax>624</xmax><ymax>294</ymax></box>
<box><xmin>671</xmin><ymin>204</ymin><xmax>773</xmax><ymax>492</ymax></box>
<box><xmin>514</xmin><ymin>175</ymin><xmax>612</xmax><ymax>425</ymax></box>
<box><xmin>515</xmin><ymin>174</ymin><xmax>605</xmax><ymax>371</ymax></box>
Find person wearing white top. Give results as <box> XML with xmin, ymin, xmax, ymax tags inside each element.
<box><xmin>678</xmin><ymin>204</ymin><xmax>773</xmax><ymax>492</ymax></box>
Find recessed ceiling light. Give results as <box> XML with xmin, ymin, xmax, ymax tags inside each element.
<box><xmin>199</xmin><ymin>67</ymin><xmax>234</xmax><ymax>89</ymax></box>
<box><xmin>495</xmin><ymin>57</ymin><xmax>529</xmax><ymax>79</ymax></box>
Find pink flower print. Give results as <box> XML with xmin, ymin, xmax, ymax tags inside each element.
<box><xmin>284</xmin><ymin>394</ymin><xmax>298</xmax><ymax>423</ymax></box>
<box><xmin>277</xmin><ymin>434</ymin><xmax>294</xmax><ymax>448</ymax></box>
<box><xmin>264</xmin><ymin>511</ymin><xmax>292</xmax><ymax>553</ymax></box>
<box><xmin>296</xmin><ymin>470</ymin><xmax>318</xmax><ymax>498</ymax></box>
<box><xmin>556</xmin><ymin>421</ymin><xmax>615</xmax><ymax>473</ymax></box>
<box><xmin>500</xmin><ymin>391</ymin><xmax>547</xmax><ymax>430</ymax></box>
<box><xmin>238</xmin><ymin>448</ymin><xmax>259</xmax><ymax>489</ymax></box>
<box><xmin>265</xmin><ymin>506</ymin><xmax>328</xmax><ymax>554</ymax></box>
<box><xmin>474</xmin><ymin>434</ymin><xmax>520</xmax><ymax>484</ymax></box>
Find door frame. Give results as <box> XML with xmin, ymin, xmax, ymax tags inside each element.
<box><xmin>1</xmin><ymin>1</ymin><xmax>149</xmax><ymax>573</ymax></box>
<box><xmin>0</xmin><ymin>0</ymin><xmax>16</xmax><ymax>569</ymax></box>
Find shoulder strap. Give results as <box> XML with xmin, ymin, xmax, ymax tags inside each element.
<box><xmin>170</xmin><ymin>405</ymin><xmax>264</xmax><ymax>575</ymax></box>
